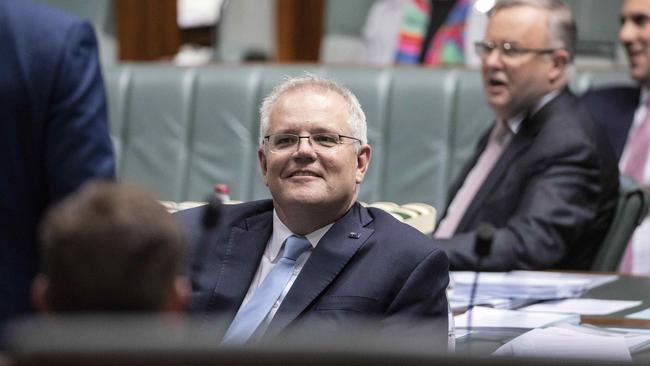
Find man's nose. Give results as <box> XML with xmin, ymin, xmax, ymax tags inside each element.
<box><xmin>294</xmin><ymin>136</ymin><xmax>316</xmax><ymax>156</ymax></box>
<box><xmin>483</xmin><ymin>49</ymin><xmax>502</xmax><ymax>68</ymax></box>
<box><xmin>619</xmin><ymin>20</ymin><xmax>636</xmax><ymax>44</ymax></box>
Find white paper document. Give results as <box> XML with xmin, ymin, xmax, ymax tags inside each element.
<box><xmin>450</xmin><ymin>271</ymin><xmax>617</xmax><ymax>301</ymax></box>
<box><xmin>573</xmin><ymin>324</ymin><xmax>650</xmax><ymax>354</ymax></box>
<box><xmin>449</xmin><ymin>296</ymin><xmax>515</xmax><ymax>312</ymax></box>
<box><xmin>494</xmin><ymin>325</ymin><xmax>633</xmax><ymax>361</ymax></box>
<box><xmin>454</xmin><ymin>306</ymin><xmax>578</xmax><ymax>329</ymax></box>
<box><xmin>520</xmin><ymin>298</ymin><xmax>642</xmax><ymax>315</ymax></box>
<box><xmin>626</xmin><ymin>308</ymin><xmax>650</xmax><ymax>320</ymax></box>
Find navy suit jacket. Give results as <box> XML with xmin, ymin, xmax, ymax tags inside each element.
<box><xmin>0</xmin><ymin>0</ymin><xmax>115</xmax><ymax>322</ymax></box>
<box><xmin>434</xmin><ymin>89</ymin><xmax>619</xmax><ymax>271</ymax></box>
<box><xmin>178</xmin><ymin>200</ymin><xmax>449</xmax><ymax>344</ymax></box>
<box><xmin>581</xmin><ymin>86</ymin><xmax>640</xmax><ymax>160</ymax></box>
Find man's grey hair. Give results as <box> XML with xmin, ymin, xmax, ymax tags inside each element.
<box><xmin>259</xmin><ymin>75</ymin><xmax>367</xmax><ymax>146</ymax></box>
<box><xmin>489</xmin><ymin>0</ymin><xmax>577</xmax><ymax>61</ymax></box>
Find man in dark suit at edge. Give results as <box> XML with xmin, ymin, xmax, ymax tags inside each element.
<box><xmin>178</xmin><ymin>75</ymin><xmax>449</xmax><ymax>346</ymax></box>
<box><xmin>432</xmin><ymin>0</ymin><xmax>619</xmax><ymax>271</ymax></box>
<box><xmin>581</xmin><ymin>0</ymin><xmax>650</xmax><ymax>274</ymax></box>
<box><xmin>0</xmin><ymin>0</ymin><xmax>115</xmax><ymax>323</ymax></box>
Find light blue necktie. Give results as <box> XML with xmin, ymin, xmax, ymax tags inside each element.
<box><xmin>222</xmin><ymin>235</ymin><xmax>311</xmax><ymax>344</ymax></box>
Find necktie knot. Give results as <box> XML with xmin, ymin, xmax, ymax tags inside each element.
<box><xmin>282</xmin><ymin>235</ymin><xmax>311</xmax><ymax>261</ymax></box>
<box><xmin>492</xmin><ymin>121</ymin><xmax>510</xmax><ymax>145</ymax></box>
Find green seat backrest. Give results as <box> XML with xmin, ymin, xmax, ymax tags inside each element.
<box><xmin>184</xmin><ymin>66</ymin><xmax>262</xmax><ymax>201</ymax></box>
<box><xmin>572</xmin><ymin>67</ymin><xmax>635</xmax><ymax>94</ymax></box>
<box><xmin>384</xmin><ymin>69</ymin><xmax>456</xmax><ymax>209</ymax></box>
<box><xmin>103</xmin><ymin>65</ymin><xmax>130</xmax><ymax>175</ymax></box>
<box><xmin>591</xmin><ymin>176</ymin><xmax>650</xmax><ymax>272</ymax></box>
<box><xmin>104</xmin><ymin>64</ymin><xmax>631</xmax><ymax>210</ymax></box>
<box><xmin>120</xmin><ymin>65</ymin><xmax>194</xmax><ymax>201</ymax></box>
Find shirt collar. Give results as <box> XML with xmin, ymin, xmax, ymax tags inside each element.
<box><xmin>502</xmin><ymin>89</ymin><xmax>561</xmax><ymax>134</ymax></box>
<box><xmin>501</xmin><ymin>113</ymin><xmax>524</xmax><ymax>135</ymax></box>
<box><xmin>640</xmin><ymin>87</ymin><xmax>650</xmax><ymax>106</ymax></box>
<box><xmin>270</xmin><ymin>210</ymin><xmax>333</xmax><ymax>261</ymax></box>
<box><xmin>533</xmin><ymin>89</ymin><xmax>561</xmax><ymax>115</ymax></box>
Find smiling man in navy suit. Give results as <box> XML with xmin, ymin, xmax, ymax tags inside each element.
<box><xmin>178</xmin><ymin>76</ymin><xmax>449</xmax><ymax>346</ymax></box>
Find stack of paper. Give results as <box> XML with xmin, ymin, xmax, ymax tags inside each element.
<box><xmin>449</xmin><ymin>296</ymin><xmax>535</xmax><ymax>313</ymax></box>
<box><xmin>520</xmin><ymin>298</ymin><xmax>641</xmax><ymax>315</ymax></box>
<box><xmin>453</xmin><ymin>306</ymin><xmax>579</xmax><ymax>330</ymax></box>
<box><xmin>494</xmin><ymin>323</ymin><xmax>650</xmax><ymax>361</ymax></box>
<box><xmin>450</xmin><ymin>271</ymin><xmax>617</xmax><ymax>301</ymax></box>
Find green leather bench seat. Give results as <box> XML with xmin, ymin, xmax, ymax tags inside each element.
<box><xmin>104</xmin><ymin>64</ymin><xmax>632</xmax><ymax>209</ymax></box>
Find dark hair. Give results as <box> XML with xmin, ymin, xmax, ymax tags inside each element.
<box><xmin>39</xmin><ymin>181</ymin><xmax>185</xmax><ymax>312</ymax></box>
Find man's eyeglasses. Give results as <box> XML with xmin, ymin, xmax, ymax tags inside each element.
<box><xmin>263</xmin><ymin>133</ymin><xmax>361</xmax><ymax>152</ymax></box>
<box><xmin>474</xmin><ymin>41</ymin><xmax>558</xmax><ymax>59</ymax></box>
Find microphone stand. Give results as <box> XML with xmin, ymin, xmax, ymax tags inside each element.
<box><xmin>466</xmin><ymin>223</ymin><xmax>494</xmax><ymax>352</ymax></box>
<box><xmin>191</xmin><ymin>194</ymin><xmax>222</xmax><ymax>289</ymax></box>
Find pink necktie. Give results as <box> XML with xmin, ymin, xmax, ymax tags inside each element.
<box><xmin>618</xmin><ymin>101</ymin><xmax>650</xmax><ymax>273</ymax></box>
<box><xmin>435</xmin><ymin>122</ymin><xmax>510</xmax><ymax>239</ymax></box>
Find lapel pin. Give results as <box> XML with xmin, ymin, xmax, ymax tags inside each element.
<box><xmin>348</xmin><ymin>232</ymin><xmax>360</xmax><ymax>239</ymax></box>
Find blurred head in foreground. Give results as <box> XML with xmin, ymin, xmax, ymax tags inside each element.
<box><xmin>33</xmin><ymin>181</ymin><xmax>188</xmax><ymax>314</ymax></box>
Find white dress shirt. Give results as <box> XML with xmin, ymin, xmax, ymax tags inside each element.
<box><xmin>621</xmin><ymin>88</ymin><xmax>650</xmax><ymax>183</ymax></box>
<box><xmin>621</xmin><ymin>88</ymin><xmax>650</xmax><ymax>274</ymax></box>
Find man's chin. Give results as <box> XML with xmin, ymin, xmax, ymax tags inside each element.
<box><xmin>487</xmin><ymin>101</ymin><xmax>513</xmax><ymax>119</ymax></box>
<box><xmin>277</xmin><ymin>192</ymin><xmax>327</xmax><ymax>207</ymax></box>
<box><xmin>630</xmin><ymin>67</ymin><xmax>650</xmax><ymax>85</ymax></box>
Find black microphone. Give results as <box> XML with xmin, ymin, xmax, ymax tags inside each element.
<box><xmin>191</xmin><ymin>193</ymin><xmax>223</xmax><ymax>286</ymax></box>
<box><xmin>474</xmin><ymin>222</ymin><xmax>495</xmax><ymax>259</ymax></box>
<box><xmin>466</xmin><ymin>222</ymin><xmax>495</xmax><ymax>347</ymax></box>
<box><xmin>202</xmin><ymin>194</ymin><xmax>222</xmax><ymax>230</ymax></box>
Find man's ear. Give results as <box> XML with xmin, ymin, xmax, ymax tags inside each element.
<box><xmin>31</xmin><ymin>274</ymin><xmax>51</xmax><ymax>313</ymax></box>
<box><xmin>548</xmin><ymin>48</ymin><xmax>570</xmax><ymax>84</ymax></box>
<box><xmin>258</xmin><ymin>147</ymin><xmax>270</xmax><ymax>187</ymax></box>
<box><xmin>355</xmin><ymin>144</ymin><xmax>372</xmax><ymax>184</ymax></box>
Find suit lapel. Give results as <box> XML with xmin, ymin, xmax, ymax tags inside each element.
<box><xmin>444</xmin><ymin>127</ymin><xmax>492</xmax><ymax>216</ymax></box>
<box><xmin>458</xmin><ymin>125</ymin><xmax>533</xmax><ymax>229</ymax></box>
<box><xmin>206</xmin><ymin>210</ymin><xmax>272</xmax><ymax>322</ymax></box>
<box><xmin>265</xmin><ymin>203</ymin><xmax>374</xmax><ymax>337</ymax></box>
<box><xmin>456</xmin><ymin>90</ymin><xmax>570</xmax><ymax>230</ymax></box>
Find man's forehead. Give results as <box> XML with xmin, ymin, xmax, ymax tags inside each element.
<box><xmin>270</xmin><ymin>91</ymin><xmax>347</xmax><ymax>124</ymax></box>
<box><xmin>486</xmin><ymin>6</ymin><xmax>548</xmax><ymax>41</ymax></box>
<box><xmin>273</xmin><ymin>87</ymin><xmax>346</xmax><ymax>112</ymax></box>
<box><xmin>623</xmin><ymin>0</ymin><xmax>650</xmax><ymax>14</ymax></box>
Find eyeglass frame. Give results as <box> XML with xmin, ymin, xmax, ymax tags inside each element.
<box><xmin>262</xmin><ymin>133</ymin><xmax>362</xmax><ymax>153</ymax></box>
<box><xmin>474</xmin><ymin>41</ymin><xmax>560</xmax><ymax>59</ymax></box>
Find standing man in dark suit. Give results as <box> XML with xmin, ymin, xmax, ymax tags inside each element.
<box><xmin>0</xmin><ymin>0</ymin><xmax>115</xmax><ymax>323</ymax></box>
<box><xmin>432</xmin><ymin>0</ymin><xmax>619</xmax><ymax>271</ymax></box>
<box><xmin>178</xmin><ymin>75</ymin><xmax>449</xmax><ymax>346</ymax></box>
<box><xmin>581</xmin><ymin>0</ymin><xmax>650</xmax><ymax>274</ymax></box>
